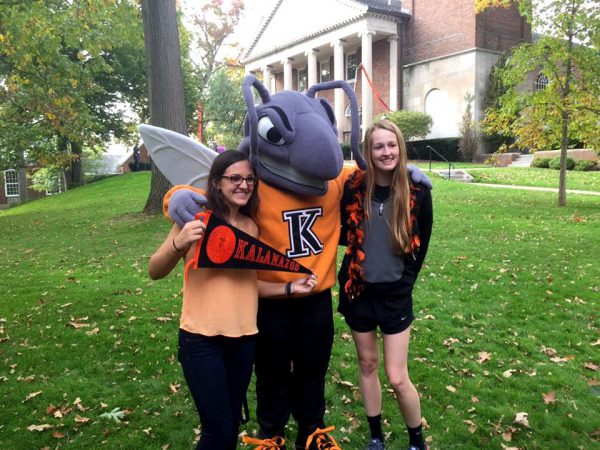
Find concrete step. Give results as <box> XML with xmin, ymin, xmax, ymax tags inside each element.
<box><xmin>433</xmin><ymin>169</ymin><xmax>474</xmax><ymax>183</ymax></box>
<box><xmin>509</xmin><ymin>154</ymin><xmax>534</xmax><ymax>167</ymax></box>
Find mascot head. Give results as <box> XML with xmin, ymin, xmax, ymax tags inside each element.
<box><xmin>238</xmin><ymin>75</ymin><xmax>365</xmax><ymax>197</ymax></box>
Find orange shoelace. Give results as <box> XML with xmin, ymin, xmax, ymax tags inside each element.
<box><xmin>304</xmin><ymin>426</ymin><xmax>342</xmax><ymax>450</ymax></box>
<box><xmin>242</xmin><ymin>435</ymin><xmax>286</xmax><ymax>449</ymax></box>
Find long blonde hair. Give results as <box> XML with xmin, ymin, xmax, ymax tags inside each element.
<box><xmin>363</xmin><ymin>119</ymin><xmax>412</xmax><ymax>254</ymax></box>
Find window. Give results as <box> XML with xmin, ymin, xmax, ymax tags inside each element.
<box><xmin>4</xmin><ymin>169</ymin><xmax>19</xmax><ymax>197</ymax></box>
<box><xmin>298</xmin><ymin>68</ymin><xmax>307</xmax><ymax>92</ymax></box>
<box><xmin>535</xmin><ymin>72</ymin><xmax>549</xmax><ymax>90</ymax></box>
<box><xmin>346</xmin><ymin>52</ymin><xmax>357</xmax><ymax>81</ymax></box>
<box><xmin>320</xmin><ymin>61</ymin><xmax>331</xmax><ymax>82</ymax></box>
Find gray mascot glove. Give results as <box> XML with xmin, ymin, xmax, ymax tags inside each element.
<box><xmin>168</xmin><ymin>190</ymin><xmax>207</xmax><ymax>226</ymax></box>
<box><xmin>408</xmin><ymin>164</ymin><xmax>432</xmax><ymax>189</ymax></box>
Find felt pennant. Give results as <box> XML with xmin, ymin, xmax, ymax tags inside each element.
<box><xmin>185</xmin><ymin>211</ymin><xmax>311</xmax><ymax>280</ymax></box>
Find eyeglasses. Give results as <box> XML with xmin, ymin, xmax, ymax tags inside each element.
<box><xmin>221</xmin><ymin>174</ymin><xmax>257</xmax><ymax>187</ymax></box>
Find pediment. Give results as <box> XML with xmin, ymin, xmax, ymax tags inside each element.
<box><xmin>244</xmin><ymin>0</ymin><xmax>367</xmax><ymax>60</ymax></box>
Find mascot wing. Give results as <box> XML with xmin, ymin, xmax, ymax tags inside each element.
<box><xmin>139</xmin><ymin>124</ymin><xmax>217</xmax><ymax>189</ymax></box>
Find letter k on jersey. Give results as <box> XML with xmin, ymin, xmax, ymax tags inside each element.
<box><xmin>282</xmin><ymin>208</ymin><xmax>324</xmax><ymax>258</ymax></box>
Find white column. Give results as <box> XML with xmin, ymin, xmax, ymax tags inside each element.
<box><xmin>331</xmin><ymin>39</ymin><xmax>345</xmax><ymax>139</ymax></box>
<box><xmin>360</xmin><ymin>30</ymin><xmax>375</xmax><ymax>135</ymax></box>
<box><xmin>283</xmin><ymin>58</ymin><xmax>293</xmax><ymax>91</ymax></box>
<box><xmin>306</xmin><ymin>49</ymin><xmax>318</xmax><ymax>88</ymax></box>
<box><xmin>262</xmin><ymin>66</ymin><xmax>272</xmax><ymax>90</ymax></box>
<box><xmin>388</xmin><ymin>35</ymin><xmax>398</xmax><ymax>111</ymax></box>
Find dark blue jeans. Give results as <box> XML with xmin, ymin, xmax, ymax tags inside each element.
<box><xmin>178</xmin><ymin>329</ymin><xmax>256</xmax><ymax>450</ymax></box>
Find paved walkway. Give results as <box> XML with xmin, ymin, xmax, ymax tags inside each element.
<box><xmin>472</xmin><ymin>182</ymin><xmax>600</xmax><ymax>196</ymax></box>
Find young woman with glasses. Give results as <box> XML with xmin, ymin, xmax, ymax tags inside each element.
<box><xmin>149</xmin><ymin>150</ymin><xmax>317</xmax><ymax>450</ymax></box>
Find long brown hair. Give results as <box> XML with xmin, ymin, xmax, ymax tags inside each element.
<box><xmin>206</xmin><ymin>150</ymin><xmax>259</xmax><ymax>221</ymax></box>
<box><xmin>363</xmin><ymin>119</ymin><xmax>412</xmax><ymax>254</ymax></box>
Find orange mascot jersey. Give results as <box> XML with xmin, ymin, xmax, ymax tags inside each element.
<box><xmin>164</xmin><ymin>165</ymin><xmax>355</xmax><ymax>296</ymax></box>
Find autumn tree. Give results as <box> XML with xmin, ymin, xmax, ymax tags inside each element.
<box><xmin>0</xmin><ymin>0</ymin><xmax>147</xmax><ymax>187</ymax></box>
<box><xmin>477</xmin><ymin>0</ymin><xmax>600</xmax><ymax>206</ymax></box>
<box><xmin>190</xmin><ymin>0</ymin><xmax>244</xmax><ymax>100</ymax></box>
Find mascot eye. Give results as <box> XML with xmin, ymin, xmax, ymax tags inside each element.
<box><xmin>258</xmin><ymin>116</ymin><xmax>285</xmax><ymax>145</ymax></box>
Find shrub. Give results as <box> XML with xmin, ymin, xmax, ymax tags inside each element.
<box><xmin>549</xmin><ymin>156</ymin><xmax>575</xmax><ymax>170</ymax></box>
<box><xmin>574</xmin><ymin>159</ymin><xmax>597</xmax><ymax>171</ymax></box>
<box><xmin>340</xmin><ymin>143</ymin><xmax>351</xmax><ymax>160</ymax></box>
<box><xmin>531</xmin><ymin>157</ymin><xmax>551</xmax><ymax>168</ymax></box>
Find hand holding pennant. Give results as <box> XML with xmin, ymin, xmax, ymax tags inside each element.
<box><xmin>184</xmin><ymin>211</ymin><xmax>312</xmax><ymax>282</ymax></box>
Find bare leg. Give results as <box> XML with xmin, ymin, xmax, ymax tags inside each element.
<box><xmin>351</xmin><ymin>330</ymin><xmax>381</xmax><ymax>416</ymax></box>
<box><xmin>382</xmin><ymin>327</ymin><xmax>422</xmax><ymax>427</ymax></box>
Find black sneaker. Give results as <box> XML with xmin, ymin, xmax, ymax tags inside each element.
<box><xmin>366</xmin><ymin>438</ymin><xmax>385</xmax><ymax>450</ymax></box>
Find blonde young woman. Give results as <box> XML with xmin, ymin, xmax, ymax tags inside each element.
<box><xmin>149</xmin><ymin>151</ymin><xmax>317</xmax><ymax>450</ymax></box>
<box><xmin>338</xmin><ymin>120</ymin><xmax>433</xmax><ymax>450</ymax></box>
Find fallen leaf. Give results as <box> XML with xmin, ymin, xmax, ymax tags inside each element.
<box><xmin>169</xmin><ymin>383</ymin><xmax>181</xmax><ymax>394</ymax></box>
<box><xmin>74</xmin><ymin>415</ymin><xmax>90</xmax><ymax>423</ymax></box>
<box><xmin>463</xmin><ymin>419</ymin><xmax>477</xmax><ymax>433</ymax></box>
<box><xmin>73</xmin><ymin>397</ymin><xmax>85</xmax><ymax>412</ymax></box>
<box><xmin>23</xmin><ymin>391</ymin><xmax>42</xmax><ymax>403</ymax></box>
<box><xmin>99</xmin><ymin>407</ymin><xmax>126</xmax><ymax>422</ymax></box>
<box><xmin>584</xmin><ymin>362</ymin><xmax>599</xmax><ymax>371</ymax></box>
<box><xmin>68</xmin><ymin>321</ymin><xmax>89</xmax><ymax>329</ymax></box>
<box><xmin>503</xmin><ymin>369</ymin><xmax>517</xmax><ymax>378</ymax></box>
<box><xmin>156</xmin><ymin>317</ymin><xmax>172</xmax><ymax>322</ymax></box>
<box><xmin>478</xmin><ymin>351</ymin><xmax>492</xmax><ymax>363</ymax></box>
<box><xmin>27</xmin><ymin>424</ymin><xmax>52</xmax><ymax>432</ymax></box>
<box><xmin>502</xmin><ymin>429</ymin><xmax>513</xmax><ymax>442</ymax></box>
<box><xmin>542</xmin><ymin>391</ymin><xmax>556</xmax><ymax>404</ymax></box>
<box><xmin>53</xmin><ymin>431</ymin><xmax>65</xmax><ymax>439</ymax></box>
<box><xmin>446</xmin><ymin>385</ymin><xmax>457</xmax><ymax>393</ymax></box>
<box><xmin>514</xmin><ymin>412</ymin><xmax>530</xmax><ymax>428</ymax></box>
<box><xmin>471</xmin><ymin>396</ymin><xmax>479</xmax><ymax>403</ymax></box>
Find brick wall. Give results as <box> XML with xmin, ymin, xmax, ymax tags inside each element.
<box><xmin>403</xmin><ymin>0</ymin><xmax>530</xmax><ymax>65</ymax></box>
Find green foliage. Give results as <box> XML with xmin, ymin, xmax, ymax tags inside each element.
<box><xmin>1</xmin><ymin>174</ymin><xmax>599</xmax><ymax>449</ymax></box>
<box><xmin>458</xmin><ymin>92</ymin><xmax>479</xmax><ymax>161</ymax></box>
<box><xmin>28</xmin><ymin>166</ymin><xmax>63</xmax><ymax>193</ymax></box>
<box><xmin>479</xmin><ymin>0</ymin><xmax>600</xmax><ymax>205</ymax></box>
<box><xmin>0</xmin><ymin>0</ymin><xmax>148</xmax><ymax>173</ymax></box>
<box><xmin>531</xmin><ymin>157</ymin><xmax>551</xmax><ymax>168</ymax></box>
<box><xmin>340</xmin><ymin>143</ymin><xmax>351</xmax><ymax>160</ymax></box>
<box><xmin>202</xmin><ymin>66</ymin><xmax>246</xmax><ymax>146</ymax></box>
<box><xmin>549</xmin><ymin>156</ymin><xmax>575</xmax><ymax>170</ymax></box>
<box><xmin>574</xmin><ymin>159</ymin><xmax>597</xmax><ymax>171</ymax></box>
<box><xmin>379</xmin><ymin>110</ymin><xmax>433</xmax><ymax>142</ymax></box>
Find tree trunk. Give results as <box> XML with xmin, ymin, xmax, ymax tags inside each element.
<box><xmin>69</xmin><ymin>141</ymin><xmax>83</xmax><ymax>188</ymax></box>
<box><xmin>141</xmin><ymin>0</ymin><xmax>187</xmax><ymax>214</ymax></box>
<box><xmin>558</xmin><ymin>111</ymin><xmax>568</xmax><ymax>207</ymax></box>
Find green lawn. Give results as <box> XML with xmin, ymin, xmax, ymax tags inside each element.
<box><xmin>1</xmin><ymin>173</ymin><xmax>599</xmax><ymax>449</ymax></box>
<box><xmin>467</xmin><ymin>167</ymin><xmax>600</xmax><ymax>192</ymax></box>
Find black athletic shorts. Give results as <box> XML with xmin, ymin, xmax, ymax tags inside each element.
<box><xmin>339</xmin><ymin>279</ymin><xmax>414</xmax><ymax>335</ymax></box>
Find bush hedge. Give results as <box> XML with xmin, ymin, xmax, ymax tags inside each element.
<box><xmin>549</xmin><ymin>156</ymin><xmax>575</xmax><ymax>170</ymax></box>
<box><xmin>574</xmin><ymin>159</ymin><xmax>597</xmax><ymax>171</ymax></box>
<box><xmin>531</xmin><ymin>157</ymin><xmax>551</xmax><ymax>168</ymax></box>
<box><xmin>407</xmin><ymin>138</ymin><xmax>462</xmax><ymax>162</ymax></box>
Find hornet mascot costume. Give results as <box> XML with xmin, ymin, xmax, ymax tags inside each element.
<box><xmin>140</xmin><ymin>75</ymin><xmax>430</xmax><ymax>450</ymax></box>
